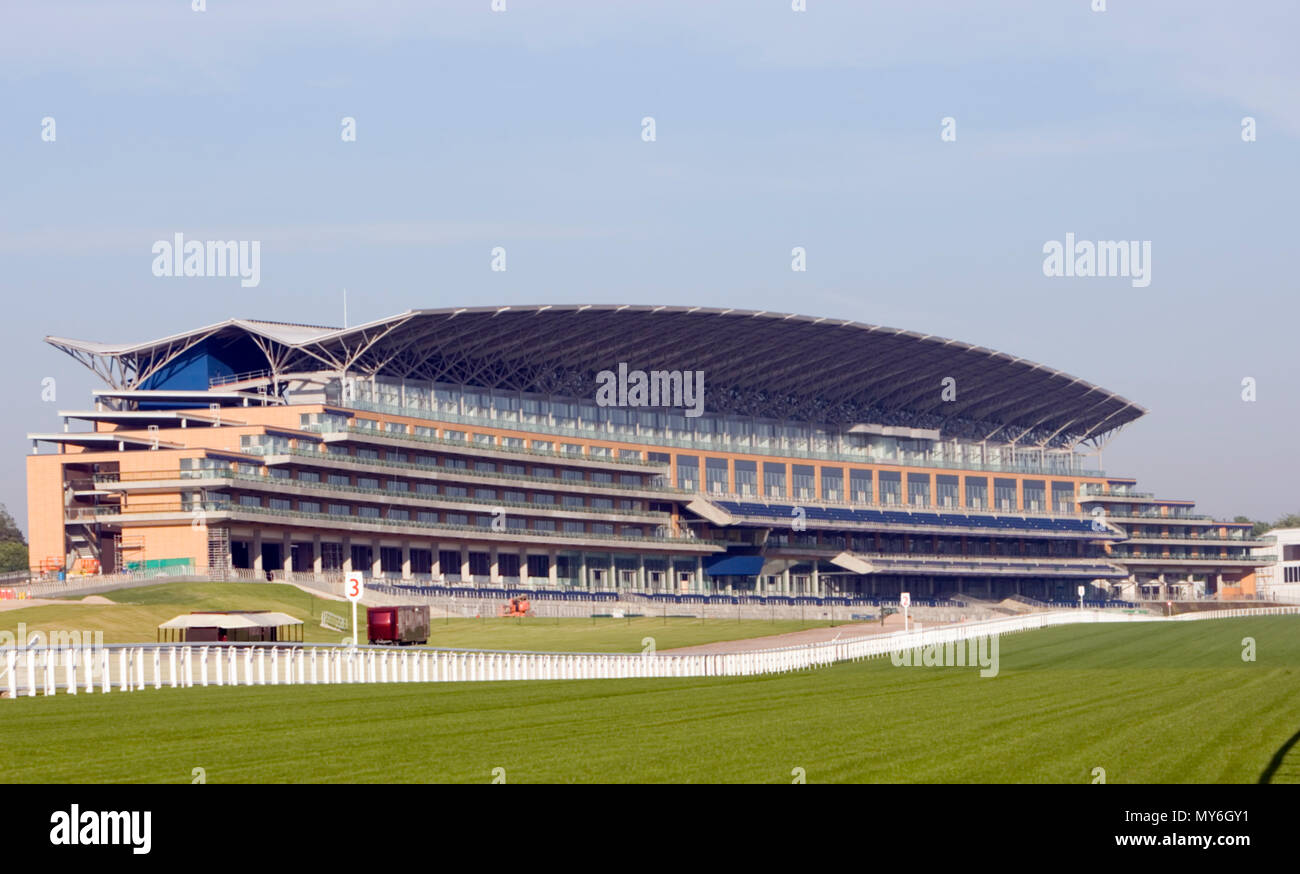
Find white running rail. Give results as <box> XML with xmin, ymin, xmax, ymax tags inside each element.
<box><xmin>4</xmin><ymin>607</ymin><xmax>1298</xmax><ymax>699</ymax></box>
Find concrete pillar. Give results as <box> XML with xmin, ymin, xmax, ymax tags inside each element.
<box><xmin>782</xmin><ymin>567</ymin><xmax>791</xmax><ymax>595</ymax></box>
<box><xmin>520</xmin><ymin>553</ymin><xmax>530</xmax><ymax>586</ymax></box>
<box><xmin>312</xmin><ymin>534</ymin><xmax>322</xmax><ymax>575</ymax></box>
<box><xmin>579</xmin><ymin>552</ymin><xmax>588</xmax><ymax>590</ymax></box>
<box><xmin>372</xmin><ymin>540</ymin><xmax>382</xmax><ymax>579</ymax></box>
<box><xmin>431</xmin><ymin>543</ymin><xmax>442</xmax><ymax>580</ymax></box>
<box><xmin>490</xmin><ymin>547</ymin><xmax>500</xmax><ymax>583</ymax></box>
<box><xmin>253</xmin><ymin>530</ymin><xmax>264</xmax><ymax>574</ymax></box>
<box><xmin>637</xmin><ymin>554</ymin><xmax>645</xmax><ymax>592</ymax></box>
<box><xmin>342</xmin><ymin>536</ymin><xmax>352</xmax><ymax>574</ymax></box>
<box><xmin>459</xmin><ymin>545</ymin><xmax>470</xmax><ymax>583</ymax></box>
<box><xmin>401</xmin><ymin>540</ymin><xmax>412</xmax><ymax>580</ymax></box>
<box><xmin>696</xmin><ymin>555</ymin><xmax>704</xmax><ymax>593</ymax></box>
<box><xmin>282</xmin><ymin>532</ymin><xmax>292</xmax><ymax>580</ymax></box>
<box><xmin>548</xmin><ymin>550</ymin><xmax>558</xmax><ymax>587</ymax></box>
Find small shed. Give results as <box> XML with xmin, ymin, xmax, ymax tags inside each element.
<box><xmin>157</xmin><ymin>611</ymin><xmax>305</xmax><ymax>643</ymax></box>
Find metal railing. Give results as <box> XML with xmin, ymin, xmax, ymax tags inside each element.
<box><xmin>6</xmin><ymin>606</ymin><xmax>1297</xmax><ymax>699</ymax></box>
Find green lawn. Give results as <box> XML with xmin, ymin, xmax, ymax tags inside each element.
<box><xmin>1</xmin><ymin>581</ymin><xmax>838</xmax><ymax>650</ymax></box>
<box><xmin>3</xmin><ymin>617</ymin><xmax>1297</xmax><ymax>783</ymax></box>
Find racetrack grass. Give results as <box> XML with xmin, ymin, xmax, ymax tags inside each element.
<box><xmin>3</xmin><ymin>617</ymin><xmax>1298</xmax><ymax>783</ymax></box>
<box><xmin>0</xmin><ymin>582</ymin><xmax>838</xmax><ymax>650</ymax></box>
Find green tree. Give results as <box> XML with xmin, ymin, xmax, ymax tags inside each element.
<box><xmin>0</xmin><ymin>503</ymin><xmax>24</xmax><ymax>545</ymax></box>
<box><xmin>0</xmin><ymin>541</ymin><xmax>27</xmax><ymax>573</ymax></box>
<box><xmin>1268</xmin><ymin>513</ymin><xmax>1300</xmax><ymax>531</ymax></box>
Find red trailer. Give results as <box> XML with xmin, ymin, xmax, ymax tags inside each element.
<box><xmin>366</xmin><ymin>605</ymin><xmax>430</xmax><ymax>645</ymax></box>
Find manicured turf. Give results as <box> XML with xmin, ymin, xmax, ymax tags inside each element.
<box><xmin>0</xmin><ymin>582</ymin><xmax>837</xmax><ymax>650</ymax></box>
<box><xmin>3</xmin><ymin>617</ymin><xmax>1297</xmax><ymax>783</ymax></box>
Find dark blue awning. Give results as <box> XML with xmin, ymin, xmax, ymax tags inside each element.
<box><xmin>704</xmin><ymin>554</ymin><xmax>765</xmax><ymax>577</ymax></box>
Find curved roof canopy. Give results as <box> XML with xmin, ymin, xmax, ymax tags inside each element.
<box><xmin>47</xmin><ymin>305</ymin><xmax>1146</xmax><ymax>447</ymax></box>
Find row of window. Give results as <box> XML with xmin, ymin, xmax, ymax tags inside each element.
<box><xmin>230</xmin><ymin>467</ymin><xmax>657</xmax><ymax>513</ymax></box>
<box><xmin>305</xmin><ymin>412</ymin><xmax>651</xmax><ymax>465</ymax></box>
<box><xmin>673</xmin><ymin>455</ymin><xmax>1077</xmax><ymax>510</ymax></box>
<box><xmin>232</xmin><ymin>493</ymin><xmax>653</xmax><ymax>537</ymax></box>
<box><xmin>240</xmin><ymin>435</ymin><xmax>658</xmax><ymax>489</ymax></box>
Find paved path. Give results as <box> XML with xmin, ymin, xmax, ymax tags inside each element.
<box><xmin>662</xmin><ymin>612</ymin><xmax>946</xmax><ymax>655</ymax></box>
<box><xmin>0</xmin><ymin>595</ymin><xmax>115</xmax><ymax>612</ymax></box>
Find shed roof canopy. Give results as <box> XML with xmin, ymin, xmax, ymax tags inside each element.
<box><xmin>157</xmin><ymin>611</ymin><xmax>303</xmax><ymax>630</ymax></box>
<box><xmin>48</xmin><ymin>305</ymin><xmax>1146</xmax><ymax>446</ymax></box>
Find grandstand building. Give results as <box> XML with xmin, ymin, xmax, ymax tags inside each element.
<box><xmin>26</xmin><ymin>306</ymin><xmax>1271</xmax><ymax>602</ymax></box>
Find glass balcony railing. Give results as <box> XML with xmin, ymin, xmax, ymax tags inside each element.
<box><xmin>342</xmin><ymin>398</ymin><xmax>1111</xmax><ymax>480</ymax></box>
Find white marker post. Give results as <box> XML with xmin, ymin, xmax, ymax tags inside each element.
<box><xmin>345</xmin><ymin>572</ymin><xmax>365</xmax><ymax>649</ymax></box>
<box><xmin>900</xmin><ymin>591</ymin><xmax>910</xmax><ymax>632</ymax></box>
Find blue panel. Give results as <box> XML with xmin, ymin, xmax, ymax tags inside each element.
<box><xmin>139</xmin><ymin>335</ymin><xmax>268</xmax><ymax>401</ymax></box>
<box><xmin>704</xmin><ymin>554</ymin><xmax>765</xmax><ymax>576</ymax></box>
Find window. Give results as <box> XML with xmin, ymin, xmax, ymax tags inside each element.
<box><xmin>358</xmin><ymin>506</ymin><xmax>380</xmax><ymax>518</ymax></box>
<box><xmin>299</xmin><ymin>501</ymin><xmax>321</xmax><ymax>514</ymax></box>
<box><xmin>676</xmin><ymin>455</ymin><xmax>700</xmax><ymax>491</ymax></box>
<box><xmin>269</xmin><ymin>498</ymin><xmax>291</xmax><ymax>511</ymax></box>
<box><xmin>388</xmin><ymin>508</ymin><xmax>409</xmax><ymax>521</ymax></box>
<box><xmin>879</xmin><ymin>471</ymin><xmax>902</xmax><ymax>505</ymax></box>
<box><xmin>907</xmin><ymin>474</ymin><xmax>930</xmax><ymax>507</ymax></box>
<box><xmin>849</xmin><ymin>469</ymin><xmax>872</xmax><ymax>503</ymax></box>
<box><xmin>734</xmin><ymin>460</ymin><xmax>757</xmax><ymax>497</ymax></box>
<box><xmin>791</xmin><ymin>465</ymin><xmax>814</xmax><ymax>500</ymax></box>
<box><xmin>239</xmin><ymin>495</ymin><xmax>262</xmax><ymax>508</ymax></box>
<box><xmin>820</xmin><ymin>467</ymin><xmax>843</xmax><ymax>501</ymax></box>
<box><xmin>1023</xmin><ymin>480</ymin><xmax>1046</xmax><ymax>511</ymax></box>
<box><xmin>298</xmin><ymin>470</ymin><xmax>320</xmax><ymax>483</ymax></box>
<box><xmin>705</xmin><ymin>458</ymin><xmax>729</xmax><ymax>495</ymax></box>
<box><xmin>994</xmin><ymin>479</ymin><xmax>1017</xmax><ymax>511</ymax></box>
<box><xmin>328</xmin><ymin>504</ymin><xmax>351</xmax><ymax>516</ymax></box>
<box><xmin>763</xmin><ymin>463</ymin><xmax>787</xmax><ymax>499</ymax></box>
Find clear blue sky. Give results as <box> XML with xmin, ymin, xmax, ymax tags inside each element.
<box><xmin>2</xmin><ymin>1</ymin><xmax>1296</xmax><ymax>532</ymax></box>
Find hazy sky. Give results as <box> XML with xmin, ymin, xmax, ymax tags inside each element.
<box><xmin>2</xmin><ymin>1</ymin><xmax>1297</xmax><ymax>531</ymax></box>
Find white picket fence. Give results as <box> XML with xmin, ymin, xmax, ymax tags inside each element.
<box><xmin>4</xmin><ymin>606</ymin><xmax>1298</xmax><ymax>699</ymax></box>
